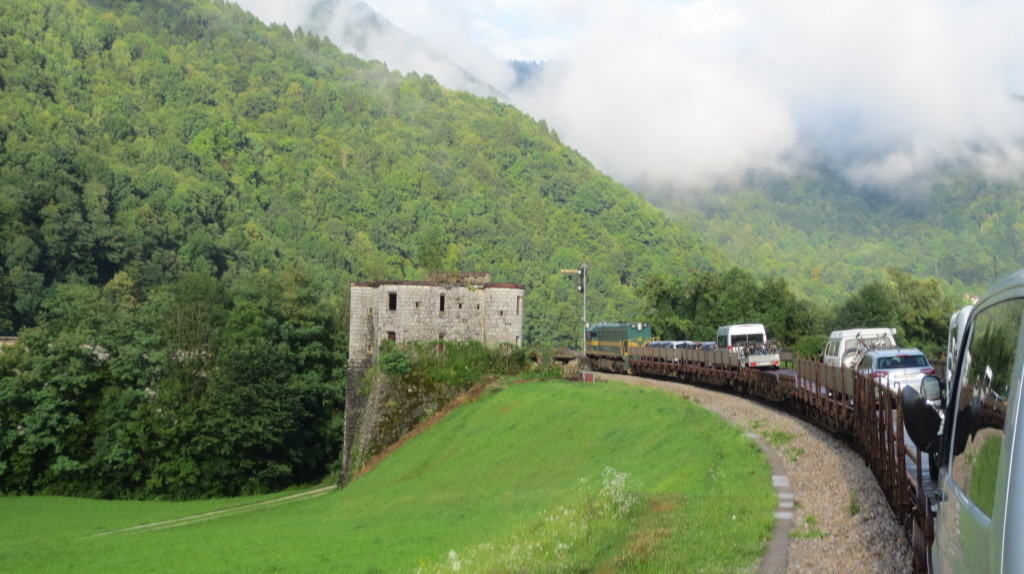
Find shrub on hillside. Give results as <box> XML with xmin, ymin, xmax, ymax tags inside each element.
<box><xmin>398</xmin><ymin>341</ymin><xmax>528</xmax><ymax>388</ymax></box>
<box><xmin>793</xmin><ymin>335</ymin><xmax>828</xmax><ymax>359</ymax></box>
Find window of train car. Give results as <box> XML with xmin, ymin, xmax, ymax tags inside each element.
<box><xmin>949</xmin><ymin>299</ymin><xmax>1024</xmax><ymax>517</ymax></box>
<box><xmin>826</xmin><ymin>339</ymin><xmax>839</xmax><ymax>357</ymax></box>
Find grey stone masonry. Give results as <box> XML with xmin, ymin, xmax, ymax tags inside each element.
<box><xmin>340</xmin><ymin>273</ymin><xmax>524</xmax><ymax>485</ymax></box>
<box><xmin>346</xmin><ymin>273</ymin><xmax>525</xmax><ymax>370</ymax></box>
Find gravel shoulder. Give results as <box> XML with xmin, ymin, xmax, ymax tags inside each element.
<box><xmin>599</xmin><ymin>373</ymin><xmax>913</xmax><ymax>574</ymax></box>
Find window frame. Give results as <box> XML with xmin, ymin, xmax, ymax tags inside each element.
<box><xmin>946</xmin><ymin>297</ymin><xmax>1024</xmax><ymax>519</ymax></box>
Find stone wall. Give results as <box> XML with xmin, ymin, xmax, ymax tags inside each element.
<box><xmin>343</xmin><ymin>370</ymin><xmax>461</xmax><ymax>481</ymax></box>
<box><xmin>347</xmin><ymin>281</ymin><xmax>524</xmax><ymax>370</ymax></box>
<box><xmin>340</xmin><ymin>277</ymin><xmax>525</xmax><ymax>484</ymax></box>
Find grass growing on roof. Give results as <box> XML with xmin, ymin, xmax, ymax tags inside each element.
<box><xmin>0</xmin><ymin>380</ymin><xmax>775</xmax><ymax>573</ymax></box>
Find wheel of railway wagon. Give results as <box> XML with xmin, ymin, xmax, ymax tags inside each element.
<box><xmin>928</xmin><ymin>450</ymin><xmax>939</xmax><ymax>481</ymax></box>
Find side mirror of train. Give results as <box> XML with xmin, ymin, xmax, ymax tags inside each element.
<box><xmin>902</xmin><ymin>385</ymin><xmax>942</xmax><ymax>453</ymax></box>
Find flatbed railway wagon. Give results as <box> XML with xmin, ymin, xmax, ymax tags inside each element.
<box><xmin>585</xmin><ymin>322</ymin><xmax>652</xmax><ymax>374</ymax></box>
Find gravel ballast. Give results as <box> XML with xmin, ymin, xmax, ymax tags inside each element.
<box><xmin>599</xmin><ymin>373</ymin><xmax>913</xmax><ymax>574</ymax></box>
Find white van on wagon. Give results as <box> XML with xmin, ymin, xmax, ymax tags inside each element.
<box><xmin>903</xmin><ymin>270</ymin><xmax>1024</xmax><ymax>573</ymax></box>
<box><xmin>716</xmin><ymin>323</ymin><xmax>768</xmax><ymax>348</ymax></box>
<box><xmin>823</xmin><ymin>328</ymin><xmax>897</xmax><ymax>368</ymax></box>
<box><xmin>716</xmin><ymin>324</ymin><xmax>780</xmax><ymax>368</ymax></box>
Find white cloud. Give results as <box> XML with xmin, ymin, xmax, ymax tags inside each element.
<box><xmin>231</xmin><ymin>0</ymin><xmax>316</xmax><ymax>27</ymax></box>
<box><xmin>232</xmin><ymin>0</ymin><xmax>1024</xmax><ymax>191</ymax></box>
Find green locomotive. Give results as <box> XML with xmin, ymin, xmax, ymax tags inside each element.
<box><xmin>585</xmin><ymin>322</ymin><xmax>653</xmax><ymax>374</ymax></box>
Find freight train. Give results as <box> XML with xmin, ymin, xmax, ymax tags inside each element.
<box><xmin>585</xmin><ymin>321</ymin><xmax>781</xmax><ymax>373</ymax></box>
<box><xmin>583</xmin><ymin>319</ymin><xmax>934</xmax><ymax>572</ymax></box>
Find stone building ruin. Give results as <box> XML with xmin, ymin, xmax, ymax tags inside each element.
<box><xmin>346</xmin><ymin>272</ymin><xmax>525</xmax><ymax>370</ymax></box>
<box><xmin>341</xmin><ymin>272</ymin><xmax>525</xmax><ymax>483</ymax></box>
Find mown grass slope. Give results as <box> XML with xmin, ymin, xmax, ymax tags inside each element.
<box><xmin>0</xmin><ymin>381</ymin><xmax>775</xmax><ymax>572</ymax></box>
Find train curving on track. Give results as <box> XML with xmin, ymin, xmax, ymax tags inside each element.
<box><xmin>585</xmin><ymin>329</ymin><xmax>936</xmax><ymax>573</ymax></box>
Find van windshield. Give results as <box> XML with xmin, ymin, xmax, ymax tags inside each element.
<box><xmin>731</xmin><ymin>333</ymin><xmax>765</xmax><ymax>344</ymax></box>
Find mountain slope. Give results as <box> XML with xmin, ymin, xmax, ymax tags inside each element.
<box><xmin>658</xmin><ymin>168</ymin><xmax>1024</xmax><ymax>305</ymax></box>
<box><xmin>0</xmin><ymin>0</ymin><xmax>716</xmax><ymax>345</ymax></box>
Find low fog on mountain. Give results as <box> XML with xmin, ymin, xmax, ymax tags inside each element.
<box><xmin>234</xmin><ymin>0</ymin><xmax>1024</xmax><ymax>193</ymax></box>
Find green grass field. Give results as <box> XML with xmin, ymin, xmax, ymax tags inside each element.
<box><xmin>0</xmin><ymin>380</ymin><xmax>775</xmax><ymax>572</ymax></box>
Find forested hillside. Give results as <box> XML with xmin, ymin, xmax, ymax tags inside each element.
<box><xmin>0</xmin><ymin>0</ymin><xmax>716</xmax><ymax>497</ymax></box>
<box><xmin>661</xmin><ymin>169</ymin><xmax>1024</xmax><ymax>304</ymax></box>
<box><xmin>0</xmin><ymin>0</ymin><xmax>714</xmax><ymax>344</ymax></box>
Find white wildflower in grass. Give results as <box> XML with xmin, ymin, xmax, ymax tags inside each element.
<box><xmin>420</xmin><ymin>468</ymin><xmax>643</xmax><ymax>573</ymax></box>
<box><xmin>599</xmin><ymin>466</ymin><xmax>638</xmax><ymax>516</ymax></box>
<box><xmin>446</xmin><ymin>550</ymin><xmax>461</xmax><ymax>572</ymax></box>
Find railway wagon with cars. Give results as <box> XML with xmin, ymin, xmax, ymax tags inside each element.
<box><xmin>716</xmin><ymin>323</ymin><xmax>782</xmax><ymax>369</ymax></box>
<box><xmin>823</xmin><ymin>327</ymin><xmax>898</xmax><ymax>368</ymax></box>
<box><xmin>582</xmin><ymin>314</ymin><xmax>970</xmax><ymax>572</ymax></box>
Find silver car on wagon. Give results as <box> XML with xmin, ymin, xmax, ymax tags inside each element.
<box><xmin>858</xmin><ymin>348</ymin><xmax>935</xmax><ymax>393</ymax></box>
<box><xmin>903</xmin><ymin>269</ymin><xmax>1024</xmax><ymax>573</ymax></box>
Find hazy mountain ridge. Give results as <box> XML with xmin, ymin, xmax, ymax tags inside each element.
<box><xmin>301</xmin><ymin>0</ymin><xmax>506</xmax><ymax>99</ymax></box>
<box><xmin>281</xmin><ymin>0</ymin><xmax>1023</xmax><ymax>303</ymax></box>
<box><xmin>658</xmin><ymin>167</ymin><xmax>1024</xmax><ymax>304</ymax></box>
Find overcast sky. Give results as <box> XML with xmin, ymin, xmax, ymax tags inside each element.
<box><xmin>234</xmin><ymin>0</ymin><xmax>1024</xmax><ymax>191</ymax></box>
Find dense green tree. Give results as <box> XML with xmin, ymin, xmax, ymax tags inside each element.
<box><xmin>0</xmin><ymin>268</ymin><xmax>343</xmax><ymax>498</ymax></box>
<box><xmin>834</xmin><ymin>282</ymin><xmax>899</xmax><ymax>331</ymax></box>
<box><xmin>833</xmin><ymin>268</ymin><xmax>955</xmax><ymax>355</ymax></box>
<box><xmin>639</xmin><ymin>268</ymin><xmax>822</xmax><ymax>344</ymax></box>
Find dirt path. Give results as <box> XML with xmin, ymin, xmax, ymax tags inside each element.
<box><xmin>80</xmin><ymin>485</ymin><xmax>336</xmax><ymax>539</ymax></box>
<box><xmin>598</xmin><ymin>373</ymin><xmax>912</xmax><ymax>574</ymax></box>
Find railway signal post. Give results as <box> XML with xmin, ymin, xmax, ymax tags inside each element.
<box><xmin>560</xmin><ymin>264</ymin><xmax>588</xmax><ymax>350</ymax></box>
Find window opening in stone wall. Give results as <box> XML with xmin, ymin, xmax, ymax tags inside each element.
<box><xmin>388</xmin><ymin>292</ymin><xmax>397</xmax><ymax>311</ymax></box>
<box><xmin>439</xmin><ymin>333</ymin><xmax>445</xmax><ymax>341</ymax></box>
<box><xmin>500</xmin><ymin>310</ymin><xmax>505</xmax><ymax>317</ymax></box>
<box><xmin>516</xmin><ymin>336</ymin><xmax>520</xmax><ymax>345</ymax></box>
<box><xmin>440</xmin><ymin>294</ymin><xmax>446</xmax><ymax>312</ymax></box>
<box><xmin>517</xmin><ymin>296</ymin><xmax>521</xmax><ymax>315</ymax></box>
<box><xmin>387</xmin><ymin>331</ymin><xmax>396</xmax><ymax>342</ymax></box>
<box><xmin>415</xmin><ymin>301</ymin><xmax>420</xmax><ymax>308</ymax></box>
<box><xmin>476</xmin><ymin>304</ymin><xmax>480</xmax><ymax>310</ymax></box>
<box><xmin>458</xmin><ymin>302</ymin><xmax>463</xmax><ymax>310</ymax></box>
